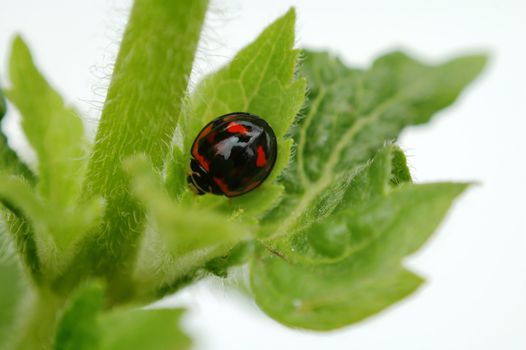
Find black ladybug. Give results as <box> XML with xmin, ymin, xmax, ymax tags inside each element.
<box><xmin>188</xmin><ymin>112</ymin><xmax>277</xmax><ymax>197</ymax></box>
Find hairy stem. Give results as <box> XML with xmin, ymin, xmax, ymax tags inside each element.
<box><xmin>54</xmin><ymin>0</ymin><xmax>208</xmax><ymax>302</ymax></box>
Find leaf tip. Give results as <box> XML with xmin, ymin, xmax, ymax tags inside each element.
<box><xmin>285</xmin><ymin>7</ymin><xmax>296</xmax><ymax>20</ymax></box>
<box><xmin>8</xmin><ymin>34</ymin><xmax>38</xmax><ymax>92</ymax></box>
<box><xmin>470</xmin><ymin>52</ymin><xmax>490</xmax><ymax>67</ymax></box>
<box><xmin>9</xmin><ymin>34</ymin><xmax>30</xmax><ymax>61</ymax></box>
<box><xmin>275</xmin><ymin>7</ymin><xmax>297</xmax><ymax>31</ymax></box>
<box><xmin>446</xmin><ymin>52</ymin><xmax>490</xmax><ymax>88</ymax></box>
<box><xmin>463</xmin><ymin>52</ymin><xmax>490</xmax><ymax>76</ymax></box>
<box><xmin>456</xmin><ymin>181</ymin><xmax>479</xmax><ymax>192</ymax></box>
<box><xmin>433</xmin><ymin>181</ymin><xmax>472</xmax><ymax>201</ymax></box>
<box><xmin>11</xmin><ymin>33</ymin><xmax>25</xmax><ymax>47</ymax></box>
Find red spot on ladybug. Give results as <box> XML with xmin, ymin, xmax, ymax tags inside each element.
<box><xmin>213</xmin><ymin>177</ymin><xmax>230</xmax><ymax>194</ymax></box>
<box><xmin>192</xmin><ymin>139</ymin><xmax>210</xmax><ymax>172</ymax></box>
<box><xmin>206</xmin><ymin>130</ymin><xmax>216</xmax><ymax>144</ymax></box>
<box><xmin>256</xmin><ymin>145</ymin><xmax>267</xmax><ymax>168</ymax></box>
<box><xmin>188</xmin><ymin>112</ymin><xmax>277</xmax><ymax>197</ymax></box>
<box><xmin>226</xmin><ymin>122</ymin><xmax>249</xmax><ymax>135</ymax></box>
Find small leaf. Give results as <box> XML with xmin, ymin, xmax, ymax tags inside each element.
<box><xmin>389</xmin><ymin>147</ymin><xmax>412</xmax><ymax>185</ymax></box>
<box><xmin>0</xmin><ymin>260</ymin><xmax>22</xmax><ymax>343</ymax></box>
<box><xmin>7</xmin><ymin>36</ymin><xmax>88</xmax><ymax>209</ymax></box>
<box><xmin>0</xmin><ymin>176</ymin><xmax>48</xmax><ymax>230</ymax></box>
<box><xmin>0</xmin><ymin>86</ymin><xmax>42</xmax><ymax>283</ymax></box>
<box><xmin>0</xmin><ymin>184</ymin><xmax>46</xmax><ymax>283</ymax></box>
<box><xmin>125</xmin><ymin>155</ymin><xmax>250</xmax><ymax>290</ymax></box>
<box><xmin>251</xmin><ymin>182</ymin><xmax>468</xmax><ymax>330</ymax></box>
<box><xmin>54</xmin><ymin>283</ymin><xmax>191</xmax><ymax>350</ymax></box>
<box><xmin>270</xmin><ymin>144</ymin><xmax>411</xmax><ymax>263</ymax></box>
<box><xmin>0</xmin><ymin>222</ymin><xmax>25</xmax><ymax>344</ymax></box>
<box><xmin>54</xmin><ymin>283</ymin><xmax>104</xmax><ymax>350</ymax></box>
<box><xmin>0</xmin><ymin>128</ymin><xmax>35</xmax><ymax>182</ymax></box>
<box><xmin>2</xmin><ymin>211</ymin><xmax>42</xmax><ymax>283</ymax></box>
<box><xmin>170</xmin><ymin>8</ymin><xmax>305</xmax><ymax>218</ymax></box>
<box><xmin>0</xmin><ymin>176</ymin><xmax>104</xmax><ymax>256</ymax></box>
<box><xmin>99</xmin><ymin>308</ymin><xmax>191</xmax><ymax>350</ymax></box>
<box><xmin>5</xmin><ymin>37</ymin><xmax>104</xmax><ymax>250</ymax></box>
<box><xmin>335</xmin><ymin>144</ymin><xmax>411</xmax><ymax>212</ymax></box>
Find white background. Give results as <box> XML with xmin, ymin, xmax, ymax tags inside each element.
<box><xmin>1</xmin><ymin>0</ymin><xmax>525</xmax><ymax>349</ymax></box>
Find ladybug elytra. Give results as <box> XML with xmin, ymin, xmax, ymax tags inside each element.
<box><xmin>188</xmin><ymin>112</ymin><xmax>277</xmax><ymax>197</ymax></box>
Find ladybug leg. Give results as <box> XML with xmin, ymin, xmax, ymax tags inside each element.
<box><xmin>188</xmin><ymin>159</ymin><xmax>212</xmax><ymax>195</ymax></box>
<box><xmin>187</xmin><ymin>175</ymin><xmax>205</xmax><ymax>195</ymax></box>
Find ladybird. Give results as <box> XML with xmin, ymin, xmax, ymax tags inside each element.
<box><xmin>188</xmin><ymin>112</ymin><xmax>277</xmax><ymax>197</ymax></box>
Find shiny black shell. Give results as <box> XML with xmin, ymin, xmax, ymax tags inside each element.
<box><xmin>188</xmin><ymin>112</ymin><xmax>277</xmax><ymax>197</ymax></box>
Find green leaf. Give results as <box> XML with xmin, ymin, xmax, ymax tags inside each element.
<box><xmin>71</xmin><ymin>0</ymin><xmax>208</xmax><ymax>296</ymax></box>
<box><xmin>125</xmin><ymin>155</ymin><xmax>250</xmax><ymax>292</ymax></box>
<box><xmin>7</xmin><ymin>36</ymin><xmax>88</xmax><ymax>209</ymax></box>
<box><xmin>1</xmin><ymin>210</ymin><xmax>42</xmax><ymax>283</ymax></box>
<box><xmin>0</xmin><ymin>130</ymin><xmax>35</xmax><ymax>182</ymax></box>
<box><xmin>0</xmin><ymin>180</ymin><xmax>103</xmax><ymax>263</ymax></box>
<box><xmin>0</xmin><ymin>87</ymin><xmax>40</xmax><ymax>284</ymax></box>
<box><xmin>249</xmin><ymin>48</ymin><xmax>483</xmax><ymax>328</ymax></box>
<box><xmin>99</xmin><ymin>308</ymin><xmax>190</xmax><ymax>350</ymax></box>
<box><xmin>0</xmin><ymin>176</ymin><xmax>47</xmax><ymax>228</ymax></box>
<box><xmin>0</xmin><ymin>176</ymin><xmax>53</xmax><ymax>278</ymax></box>
<box><xmin>0</xmin><ymin>260</ymin><xmax>22</xmax><ymax>344</ymax></box>
<box><xmin>0</xmin><ymin>222</ymin><xmax>25</xmax><ymax>345</ymax></box>
<box><xmin>5</xmin><ymin>37</ymin><xmax>103</xmax><ymax>250</ymax></box>
<box><xmin>0</xmin><ymin>83</ymin><xmax>35</xmax><ymax>182</ymax></box>
<box><xmin>169</xmin><ymin>8</ymin><xmax>305</xmax><ymax>218</ymax></box>
<box><xmin>251</xmin><ymin>182</ymin><xmax>468</xmax><ymax>330</ymax></box>
<box><xmin>390</xmin><ymin>147</ymin><xmax>412</xmax><ymax>185</ymax></box>
<box><xmin>260</xmin><ymin>49</ymin><xmax>486</xmax><ymax>245</ymax></box>
<box><xmin>55</xmin><ymin>283</ymin><xmax>191</xmax><ymax>350</ymax></box>
<box><xmin>54</xmin><ymin>283</ymin><xmax>104</xmax><ymax>350</ymax></box>
<box><xmin>292</xmin><ymin>145</ymin><xmax>410</xmax><ymax>262</ymax></box>
<box><xmin>0</xmin><ymin>89</ymin><xmax>6</xmax><ymax>118</ymax></box>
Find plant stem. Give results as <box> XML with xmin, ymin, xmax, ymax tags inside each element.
<box><xmin>55</xmin><ymin>0</ymin><xmax>209</xmax><ymax>303</ymax></box>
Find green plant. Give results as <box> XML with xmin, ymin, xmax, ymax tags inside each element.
<box><xmin>0</xmin><ymin>0</ymin><xmax>486</xmax><ymax>348</ymax></box>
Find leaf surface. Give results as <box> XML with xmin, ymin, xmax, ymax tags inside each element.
<box><xmin>251</xmin><ymin>182</ymin><xmax>469</xmax><ymax>330</ymax></box>
<box><xmin>54</xmin><ymin>283</ymin><xmax>191</xmax><ymax>350</ymax></box>
<box><xmin>249</xmin><ymin>49</ymin><xmax>486</xmax><ymax>330</ymax></box>
<box><xmin>99</xmin><ymin>308</ymin><xmax>190</xmax><ymax>350</ymax></box>
<box><xmin>260</xmin><ymin>50</ymin><xmax>486</xmax><ymax>248</ymax></box>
